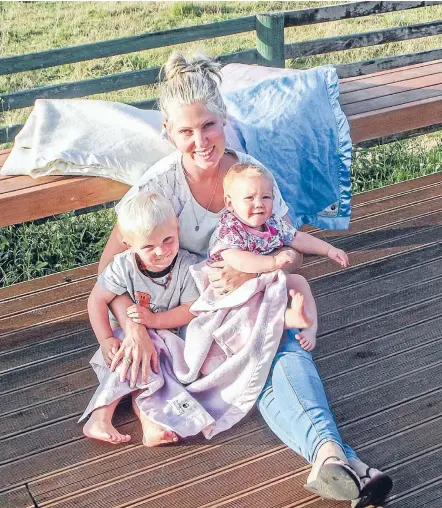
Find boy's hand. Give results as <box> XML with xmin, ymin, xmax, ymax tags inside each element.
<box><xmin>101</xmin><ymin>336</ymin><xmax>121</xmax><ymax>367</ymax></box>
<box><xmin>327</xmin><ymin>246</ymin><xmax>349</xmax><ymax>268</ymax></box>
<box><xmin>126</xmin><ymin>304</ymin><xmax>157</xmax><ymax>327</ymax></box>
<box><xmin>274</xmin><ymin>250</ymin><xmax>298</xmax><ymax>270</ymax></box>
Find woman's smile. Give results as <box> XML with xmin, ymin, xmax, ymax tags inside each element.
<box><xmin>194</xmin><ymin>146</ymin><xmax>215</xmax><ymax>159</ymax></box>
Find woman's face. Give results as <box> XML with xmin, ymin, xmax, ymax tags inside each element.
<box><xmin>166</xmin><ymin>102</ymin><xmax>226</xmax><ymax>171</ymax></box>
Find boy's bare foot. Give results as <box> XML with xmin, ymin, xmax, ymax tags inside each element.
<box><xmin>140</xmin><ymin>416</ymin><xmax>179</xmax><ymax>447</ymax></box>
<box><xmin>285</xmin><ymin>290</ymin><xmax>313</xmax><ymax>330</ymax></box>
<box><xmin>296</xmin><ymin>327</ymin><xmax>317</xmax><ymax>352</ymax></box>
<box><xmin>131</xmin><ymin>395</ymin><xmax>178</xmax><ymax>447</ymax></box>
<box><xmin>83</xmin><ymin>411</ymin><xmax>131</xmax><ymax>444</ymax></box>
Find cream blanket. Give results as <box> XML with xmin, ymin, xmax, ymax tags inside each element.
<box><xmin>1</xmin><ymin>97</ymin><xmax>243</xmax><ymax>185</ymax></box>
<box><xmin>1</xmin><ymin>100</ymin><xmax>175</xmax><ymax>185</ymax></box>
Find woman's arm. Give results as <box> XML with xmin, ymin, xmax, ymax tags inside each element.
<box><xmin>108</xmin><ymin>292</ymin><xmax>159</xmax><ymax>387</ymax></box>
<box><xmin>207</xmin><ymin>261</ymin><xmax>256</xmax><ymax>295</ymax></box>
<box><xmin>98</xmin><ymin>225</ymin><xmax>127</xmax><ymax>274</ymax></box>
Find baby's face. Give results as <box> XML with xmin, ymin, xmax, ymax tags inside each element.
<box><xmin>225</xmin><ymin>175</ymin><xmax>274</xmax><ymax>228</ymax></box>
<box><xmin>124</xmin><ymin>218</ymin><xmax>179</xmax><ymax>272</ymax></box>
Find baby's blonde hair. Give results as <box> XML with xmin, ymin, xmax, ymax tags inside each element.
<box><xmin>117</xmin><ymin>192</ymin><xmax>176</xmax><ymax>239</ymax></box>
<box><xmin>159</xmin><ymin>51</ymin><xmax>227</xmax><ymax>125</ymax></box>
<box><xmin>223</xmin><ymin>163</ymin><xmax>274</xmax><ymax>196</ymax></box>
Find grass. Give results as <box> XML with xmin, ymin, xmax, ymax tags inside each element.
<box><xmin>1</xmin><ymin>1</ymin><xmax>442</xmax><ymax>286</ymax></box>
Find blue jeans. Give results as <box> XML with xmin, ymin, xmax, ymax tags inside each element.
<box><xmin>257</xmin><ymin>329</ymin><xmax>358</xmax><ymax>464</ymax></box>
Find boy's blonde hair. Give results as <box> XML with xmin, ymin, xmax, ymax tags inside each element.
<box><xmin>223</xmin><ymin>163</ymin><xmax>274</xmax><ymax>196</ymax></box>
<box><xmin>117</xmin><ymin>192</ymin><xmax>176</xmax><ymax>238</ymax></box>
<box><xmin>159</xmin><ymin>51</ymin><xmax>227</xmax><ymax>126</ymax></box>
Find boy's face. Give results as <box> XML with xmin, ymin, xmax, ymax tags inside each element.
<box><xmin>123</xmin><ymin>218</ymin><xmax>179</xmax><ymax>272</ymax></box>
<box><xmin>225</xmin><ymin>174</ymin><xmax>274</xmax><ymax>228</ymax></box>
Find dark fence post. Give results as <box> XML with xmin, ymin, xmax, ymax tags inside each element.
<box><xmin>256</xmin><ymin>13</ymin><xmax>285</xmax><ymax>68</ymax></box>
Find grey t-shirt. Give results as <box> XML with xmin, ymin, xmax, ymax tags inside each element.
<box><xmin>98</xmin><ymin>249</ymin><xmax>199</xmax><ymax>331</ymax></box>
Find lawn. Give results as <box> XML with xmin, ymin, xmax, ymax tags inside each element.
<box><xmin>1</xmin><ymin>1</ymin><xmax>442</xmax><ymax>286</ymax></box>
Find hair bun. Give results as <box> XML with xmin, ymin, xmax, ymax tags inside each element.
<box><xmin>162</xmin><ymin>51</ymin><xmax>222</xmax><ymax>83</ymax></box>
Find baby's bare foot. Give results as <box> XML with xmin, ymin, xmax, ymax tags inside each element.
<box><xmin>285</xmin><ymin>290</ymin><xmax>313</xmax><ymax>330</ymax></box>
<box><xmin>296</xmin><ymin>328</ymin><xmax>317</xmax><ymax>352</ymax></box>
<box><xmin>83</xmin><ymin>415</ymin><xmax>131</xmax><ymax>444</ymax></box>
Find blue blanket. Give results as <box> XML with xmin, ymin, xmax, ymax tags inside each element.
<box><xmin>222</xmin><ymin>65</ymin><xmax>352</xmax><ymax>230</ymax></box>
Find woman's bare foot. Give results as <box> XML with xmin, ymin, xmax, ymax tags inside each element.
<box><xmin>83</xmin><ymin>406</ymin><xmax>131</xmax><ymax>444</ymax></box>
<box><xmin>285</xmin><ymin>290</ymin><xmax>313</xmax><ymax>330</ymax></box>
<box><xmin>131</xmin><ymin>395</ymin><xmax>178</xmax><ymax>447</ymax></box>
<box><xmin>296</xmin><ymin>327</ymin><xmax>317</xmax><ymax>352</ymax></box>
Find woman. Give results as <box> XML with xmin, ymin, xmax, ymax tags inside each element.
<box><xmin>100</xmin><ymin>51</ymin><xmax>392</xmax><ymax>507</ymax></box>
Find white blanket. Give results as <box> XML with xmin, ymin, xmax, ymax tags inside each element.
<box><xmin>1</xmin><ymin>100</ymin><xmax>175</xmax><ymax>185</ymax></box>
<box><xmin>1</xmin><ymin>97</ymin><xmax>243</xmax><ymax>185</ymax></box>
<box><xmin>79</xmin><ymin>268</ymin><xmax>287</xmax><ymax>439</ymax></box>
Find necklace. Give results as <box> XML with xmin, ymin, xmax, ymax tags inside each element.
<box><xmin>183</xmin><ymin>165</ymin><xmax>221</xmax><ymax>231</ymax></box>
<box><xmin>138</xmin><ymin>256</ymin><xmax>177</xmax><ymax>290</ymax></box>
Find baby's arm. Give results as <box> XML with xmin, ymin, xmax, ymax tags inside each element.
<box><xmin>221</xmin><ymin>248</ymin><xmax>294</xmax><ymax>273</ymax></box>
<box><xmin>126</xmin><ymin>303</ymin><xmax>194</xmax><ymax>329</ymax></box>
<box><xmin>291</xmin><ymin>231</ymin><xmax>349</xmax><ymax>267</ymax></box>
<box><xmin>88</xmin><ymin>283</ymin><xmax>121</xmax><ymax>363</ymax></box>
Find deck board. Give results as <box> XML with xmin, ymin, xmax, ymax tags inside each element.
<box><xmin>2</xmin><ymin>174</ymin><xmax>442</xmax><ymax>506</ymax></box>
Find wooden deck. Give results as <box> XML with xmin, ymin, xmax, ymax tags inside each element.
<box><xmin>2</xmin><ymin>171</ymin><xmax>442</xmax><ymax>507</ymax></box>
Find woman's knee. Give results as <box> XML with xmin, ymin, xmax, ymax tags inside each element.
<box><xmin>286</xmin><ymin>273</ymin><xmax>309</xmax><ymax>292</ymax></box>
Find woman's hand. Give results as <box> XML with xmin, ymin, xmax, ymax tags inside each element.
<box><xmin>126</xmin><ymin>304</ymin><xmax>157</xmax><ymax>327</ymax></box>
<box><xmin>207</xmin><ymin>261</ymin><xmax>255</xmax><ymax>295</ymax></box>
<box><xmin>110</xmin><ymin>319</ymin><xmax>159</xmax><ymax>388</ymax></box>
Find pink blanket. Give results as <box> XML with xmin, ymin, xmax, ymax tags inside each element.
<box><xmin>79</xmin><ymin>265</ymin><xmax>287</xmax><ymax>439</ymax></box>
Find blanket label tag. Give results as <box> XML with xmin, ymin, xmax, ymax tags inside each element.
<box><xmin>318</xmin><ymin>201</ymin><xmax>339</xmax><ymax>217</ymax></box>
<box><xmin>171</xmin><ymin>399</ymin><xmax>191</xmax><ymax>416</ymax></box>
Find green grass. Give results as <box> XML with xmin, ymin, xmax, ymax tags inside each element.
<box><xmin>1</xmin><ymin>1</ymin><xmax>442</xmax><ymax>286</ymax></box>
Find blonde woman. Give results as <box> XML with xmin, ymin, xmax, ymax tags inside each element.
<box><xmin>99</xmin><ymin>52</ymin><xmax>392</xmax><ymax>507</ymax></box>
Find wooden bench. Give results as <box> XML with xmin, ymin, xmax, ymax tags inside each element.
<box><xmin>2</xmin><ymin>59</ymin><xmax>442</xmax><ymax>227</ymax></box>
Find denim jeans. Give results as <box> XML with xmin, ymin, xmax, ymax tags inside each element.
<box><xmin>257</xmin><ymin>329</ymin><xmax>358</xmax><ymax>464</ymax></box>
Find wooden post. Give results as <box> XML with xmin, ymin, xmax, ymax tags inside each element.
<box><xmin>256</xmin><ymin>13</ymin><xmax>285</xmax><ymax>68</ymax></box>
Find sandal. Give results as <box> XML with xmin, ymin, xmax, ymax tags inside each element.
<box><xmin>351</xmin><ymin>468</ymin><xmax>393</xmax><ymax>508</ymax></box>
<box><xmin>304</xmin><ymin>455</ymin><xmax>361</xmax><ymax>500</ymax></box>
